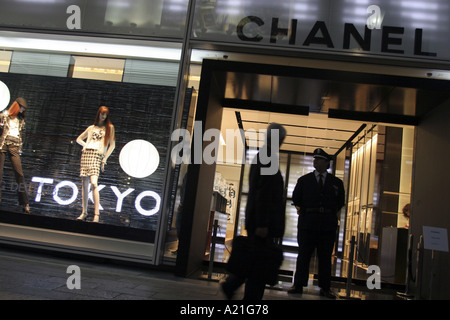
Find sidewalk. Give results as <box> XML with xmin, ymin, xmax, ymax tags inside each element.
<box><xmin>0</xmin><ymin>246</ymin><xmax>401</xmax><ymax>300</ymax></box>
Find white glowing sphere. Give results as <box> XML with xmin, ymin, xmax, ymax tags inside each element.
<box><xmin>119</xmin><ymin>139</ymin><xmax>160</xmax><ymax>178</ymax></box>
<box><xmin>0</xmin><ymin>81</ymin><xmax>11</xmax><ymax>112</ymax></box>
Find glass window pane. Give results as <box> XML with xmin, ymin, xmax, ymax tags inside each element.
<box><xmin>10</xmin><ymin>52</ymin><xmax>70</xmax><ymax>77</ymax></box>
<box><xmin>0</xmin><ymin>0</ymin><xmax>188</xmax><ymax>39</ymax></box>
<box><xmin>123</xmin><ymin>59</ymin><xmax>179</xmax><ymax>86</ymax></box>
<box><xmin>70</xmin><ymin>56</ymin><xmax>125</xmax><ymax>82</ymax></box>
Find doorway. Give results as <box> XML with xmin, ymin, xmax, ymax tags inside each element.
<box><xmin>174</xmin><ymin>58</ymin><xmax>449</xmax><ymax>281</ymax></box>
<box><xmin>207</xmin><ymin>106</ymin><xmax>414</xmax><ymax>285</ymax></box>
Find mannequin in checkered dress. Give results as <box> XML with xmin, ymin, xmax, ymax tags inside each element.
<box><xmin>76</xmin><ymin>106</ymin><xmax>115</xmax><ymax>222</ymax></box>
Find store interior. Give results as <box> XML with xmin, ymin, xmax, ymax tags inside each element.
<box><xmin>202</xmin><ymin>108</ymin><xmax>413</xmax><ymax>282</ymax></box>
<box><xmin>164</xmin><ymin>55</ymin><xmax>437</xmax><ymax>284</ymax></box>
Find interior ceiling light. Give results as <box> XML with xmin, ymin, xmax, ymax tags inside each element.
<box><xmin>0</xmin><ymin>32</ymin><xmax>182</xmax><ymax>61</ymax></box>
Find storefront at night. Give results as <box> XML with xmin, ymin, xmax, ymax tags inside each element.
<box><xmin>0</xmin><ymin>0</ymin><xmax>449</xmax><ymax>299</ymax></box>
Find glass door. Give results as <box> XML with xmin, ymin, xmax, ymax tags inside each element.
<box><xmin>344</xmin><ymin>125</ymin><xmax>379</xmax><ymax>268</ymax></box>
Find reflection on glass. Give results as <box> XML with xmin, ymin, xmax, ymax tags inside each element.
<box><xmin>0</xmin><ymin>0</ymin><xmax>188</xmax><ymax>38</ymax></box>
<box><xmin>398</xmin><ymin>0</ymin><xmax>442</xmax><ymax>31</ymax></box>
<box><xmin>105</xmin><ymin>0</ymin><xmax>165</xmax><ymax>28</ymax></box>
<box><xmin>194</xmin><ymin>0</ymin><xmax>321</xmax><ymax>40</ymax></box>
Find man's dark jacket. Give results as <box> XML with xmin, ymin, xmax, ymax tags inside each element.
<box><xmin>245</xmin><ymin>152</ymin><xmax>285</xmax><ymax>238</ymax></box>
<box><xmin>292</xmin><ymin>171</ymin><xmax>345</xmax><ymax>231</ymax></box>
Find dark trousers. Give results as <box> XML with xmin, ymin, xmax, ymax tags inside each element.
<box><xmin>0</xmin><ymin>144</ymin><xmax>29</xmax><ymax>205</ymax></box>
<box><xmin>293</xmin><ymin>228</ymin><xmax>336</xmax><ymax>291</ymax></box>
<box><xmin>222</xmin><ymin>272</ymin><xmax>266</xmax><ymax>300</ymax></box>
<box><xmin>223</xmin><ymin>236</ymin><xmax>274</xmax><ymax>300</ymax></box>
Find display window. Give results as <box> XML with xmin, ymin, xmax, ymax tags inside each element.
<box><xmin>0</xmin><ymin>48</ymin><xmax>190</xmax><ymax>250</ymax></box>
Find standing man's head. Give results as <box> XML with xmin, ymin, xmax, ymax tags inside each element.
<box><xmin>265</xmin><ymin>123</ymin><xmax>287</xmax><ymax>148</ymax></box>
<box><xmin>259</xmin><ymin>123</ymin><xmax>286</xmax><ymax>176</ymax></box>
<box><xmin>313</xmin><ymin>148</ymin><xmax>331</xmax><ymax>173</ymax></box>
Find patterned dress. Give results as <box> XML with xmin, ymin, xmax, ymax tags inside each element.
<box><xmin>80</xmin><ymin>128</ymin><xmax>105</xmax><ymax>177</ymax></box>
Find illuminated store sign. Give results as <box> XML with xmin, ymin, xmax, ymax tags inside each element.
<box><xmin>31</xmin><ymin>177</ymin><xmax>161</xmax><ymax>216</ymax></box>
<box><xmin>190</xmin><ymin>0</ymin><xmax>448</xmax><ymax>61</ymax></box>
<box><xmin>236</xmin><ymin>17</ymin><xmax>437</xmax><ymax>57</ymax></box>
<box><xmin>28</xmin><ymin>139</ymin><xmax>162</xmax><ymax>217</ymax></box>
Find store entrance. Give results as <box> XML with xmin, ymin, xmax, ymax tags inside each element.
<box><xmin>175</xmin><ymin>58</ymin><xmax>449</xmax><ymax>282</ymax></box>
<box><xmin>207</xmin><ymin>109</ymin><xmax>363</xmax><ymax>256</ymax></box>
<box><xmin>206</xmin><ymin>107</ymin><xmax>414</xmax><ymax>286</ymax></box>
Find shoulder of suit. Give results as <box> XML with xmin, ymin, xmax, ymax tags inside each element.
<box><xmin>329</xmin><ymin>174</ymin><xmax>344</xmax><ymax>185</ymax></box>
<box><xmin>298</xmin><ymin>172</ymin><xmax>315</xmax><ymax>181</ymax></box>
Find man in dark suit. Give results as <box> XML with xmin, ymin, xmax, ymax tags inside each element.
<box><xmin>288</xmin><ymin>148</ymin><xmax>345</xmax><ymax>298</ymax></box>
<box><xmin>244</xmin><ymin>123</ymin><xmax>286</xmax><ymax>242</ymax></box>
<box><xmin>222</xmin><ymin>123</ymin><xmax>286</xmax><ymax>300</ymax></box>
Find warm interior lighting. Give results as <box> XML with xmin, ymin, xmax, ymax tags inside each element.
<box><xmin>71</xmin><ymin>56</ymin><xmax>125</xmax><ymax>81</ymax></box>
<box><xmin>73</xmin><ymin>66</ymin><xmax>124</xmax><ymax>75</ymax></box>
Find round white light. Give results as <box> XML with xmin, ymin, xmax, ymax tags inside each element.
<box><xmin>119</xmin><ymin>139</ymin><xmax>160</xmax><ymax>178</ymax></box>
<box><xmin>0</xmin><ymin>81</ymin><xmax>11</xmax><ymax>112</ymax></box>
